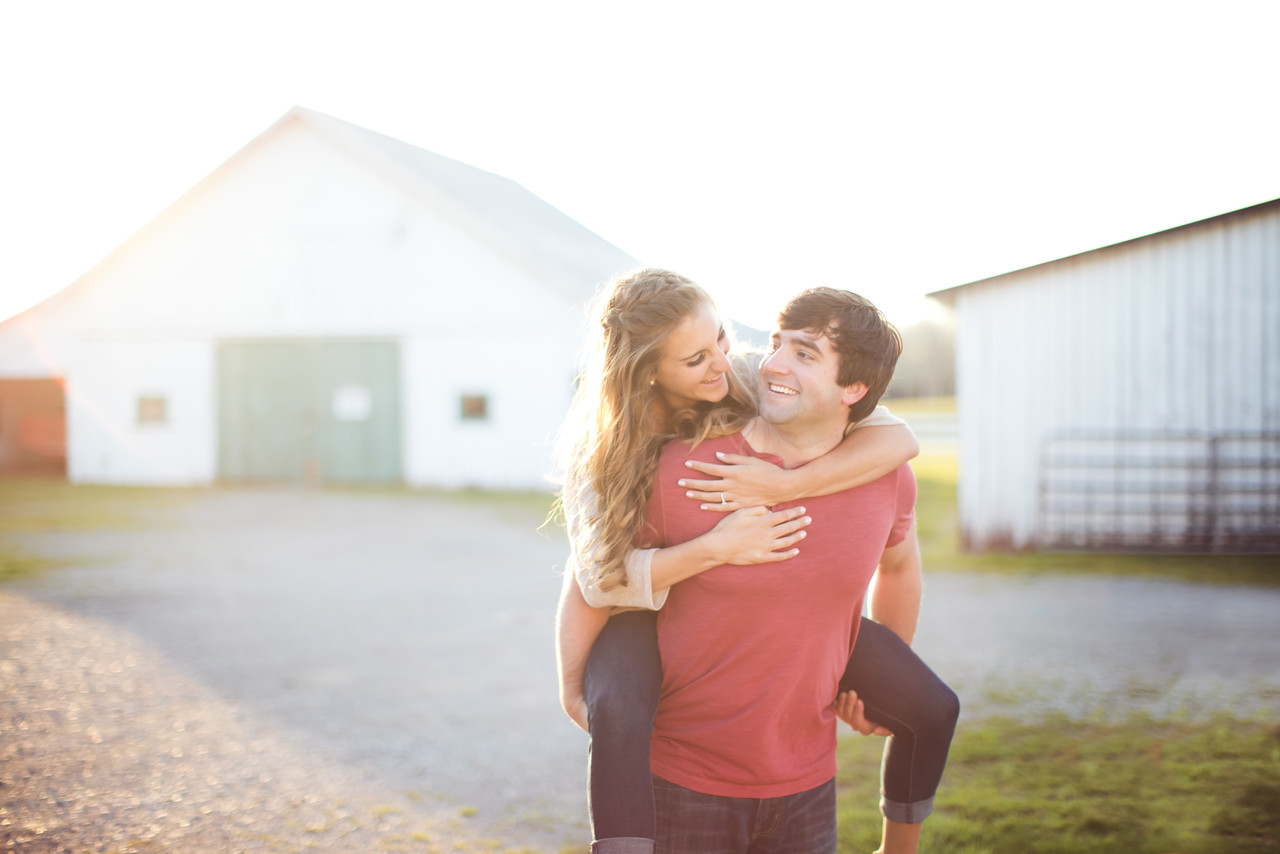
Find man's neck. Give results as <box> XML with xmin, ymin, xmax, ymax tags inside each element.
<box><xmin>742</xmin><ymin>416</ymin><xmax>846</xmax><ymax>469</ymax></box>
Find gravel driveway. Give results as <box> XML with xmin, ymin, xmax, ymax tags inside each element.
<box><xmin>3</xmin><ymin>487</ymin><xmax>1278</xmax><ymax>852</ymax></box>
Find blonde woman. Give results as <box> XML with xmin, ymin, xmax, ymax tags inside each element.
<box><xmin>555</xmin><ymin>269</ymin><xmax>957</xmax><ymax>854</ymax></box>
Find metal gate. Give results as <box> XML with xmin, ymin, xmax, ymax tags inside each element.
<box><xmin>217</xmin><ymin>340</ymin><xmax>401</xmax><ymax>483</ymax></box>
<box><xmin>1037</xmin><ymin>432</ymin><xmax>1280</xmax><ymax>552</ymax></box>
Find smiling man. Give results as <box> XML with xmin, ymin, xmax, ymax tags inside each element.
<box><xmin>640</xmin><ymin>287</ymin><xmax>922</xmax><ymax>854</ymax></box>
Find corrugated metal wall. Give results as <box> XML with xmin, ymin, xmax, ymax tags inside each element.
<box><xmin>952</xmin><ymin>202</ymin><xmax>1280</xmax><ymax>550</ymax></box>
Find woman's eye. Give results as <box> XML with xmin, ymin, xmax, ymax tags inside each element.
<box><xmin>687</xmin><ymin>355</ymin><xmax>705</xmax><ymax>367</ymax></box>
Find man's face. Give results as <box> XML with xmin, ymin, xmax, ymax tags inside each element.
<box><xmin>757</xmin><ymin>326</ymin><xmax>867</xmax><ymax>427</ymax></box>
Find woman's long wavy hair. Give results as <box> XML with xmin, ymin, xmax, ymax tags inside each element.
<box><xmin>555</xmin><ymin>268</ymin><xmax>755</xmax><ymax>594</ymax></box>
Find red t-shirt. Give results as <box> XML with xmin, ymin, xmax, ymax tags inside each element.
<box><xmin>643</xmin><ymin>431</ymin><xmax>916</xmax><ymax>798</ymax></box>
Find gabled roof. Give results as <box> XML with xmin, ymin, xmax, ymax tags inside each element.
<box><xmin>283</xmin><ymin>107</ymin><xmax>636</xmax><ymax>303</ymax></box>
<box><xmin>5</xmin><ymin>107</ymin><xmax>636</xmax><ymax>323</ymax></box>
<box><xmin>929</xmin><ymin>196</ymin><xmax>1280</xmax><ymax>303</ymax></box>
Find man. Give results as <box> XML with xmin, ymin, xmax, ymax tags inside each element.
<box><xmin>642</xmin><ymin>287</ymin><xmax>923</xmax><ymax>853</ymax></box>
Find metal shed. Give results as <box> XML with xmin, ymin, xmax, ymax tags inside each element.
<box><xmin>931</xmin><ymin>198</ymin><xmax>1280</xmax><ymax>552</ymax></box>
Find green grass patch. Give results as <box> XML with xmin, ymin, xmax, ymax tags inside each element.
<box><xmin>912</xmin><ymin>452</ymin><xmax>1280</xmax><ymax>587</ymax></box>
<box><xmin>881</xmin><ymin>395</ymin><xmax>958</xmax><ymax>416</ymax></box>
<box><xmin>0</xmin><ymin>546</ymin><xmax>59</xmax><ymax>582</ymax></box>
<box><xmin>837</xmin><ymin>714</ymin><xmax>1280</xmax><ymax>854</ymax></box>
<box><xmin>0</xmin><ymin>479</ymin><xmax>193</xmax><ymax>534</ymax></box>
<box><xmin>0</xmin><ymin>478</ymin><xmax>199</xmax><ymax>584</ymax></box>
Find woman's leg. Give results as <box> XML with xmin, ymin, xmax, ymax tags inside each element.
<box><xmin>839</xmin><ymin>619</ymin><xmax>960</xmax><ymax>830</ymax></box>
<box><xmin>582</xmin><ymin>610</ymin><xmax>662</xmax><ymax>854</ymax></box>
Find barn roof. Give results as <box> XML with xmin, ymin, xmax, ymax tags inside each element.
<box><xmin>4</xmin><ymin>107</ymin><xmax>636</xmax><ymax>325</ymax></box>
<box><xmin>269</xmin><ymin>107</ymin><xmax>637</xmax><ymax>303</ymax></box>
<box><xmin>929</xmin><ymin>196</ymin><xmax>1280</xmax><ymax>304</ymax></box>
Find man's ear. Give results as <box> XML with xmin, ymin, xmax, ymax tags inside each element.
<box><xmin>841</xmin><ymin>382</ymin><xmax>869</xmax><ymax>407</ymax></box>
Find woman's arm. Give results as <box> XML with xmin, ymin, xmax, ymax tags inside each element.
<box><xmin>679</xmin><ymin>410</ymin><xmax>918</xmax><ymax>510</ymax></box>
<box><xmin>556</xmin><ymin>567</ymin><xmax>610</xmax><ymax>732</ymax></box>
<box><xmin>647</xmin><ymin>505</ymin><xmax>811</xmax><ymax>590</ymax></box>
<box><xmin>578</xmin><ymin>506</ymin><xmax>814</xmax><ymax>607</ymax></box>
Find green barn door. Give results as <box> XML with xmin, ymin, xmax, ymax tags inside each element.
<box><xmin>315</xmin><ymin>342</ymin><xmax>401</xmax><ymax>483</ymax></box>
<box><xmin>218</xmin><ymin>341</ymin><xmax>401</xmax><ymax>483</ymax></box>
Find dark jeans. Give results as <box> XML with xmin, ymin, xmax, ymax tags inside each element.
<box><xmin>582</xmin><ymin>613</ymin><xmax>959</xmax><ymax>843</ymax></box>
<box><xmin>652</xmin><ymin>775</ymin><xmax>836</xmax><ymax>854</ymax></box>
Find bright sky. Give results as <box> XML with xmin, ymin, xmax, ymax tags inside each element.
<box><xmin>2</xmin><ymin>1</ymin><xmax>1278</xmax><ymax>331</ymax></box>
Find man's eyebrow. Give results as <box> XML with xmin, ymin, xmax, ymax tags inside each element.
<box><xmin>791</xmin><ymin>333</ymin><xmax>824</xmax><ymax>354</ymax></box>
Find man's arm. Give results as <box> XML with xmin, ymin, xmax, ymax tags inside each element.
<box><xmin>555</xmin><ymin>567</ymin><xmax>610</xmax><ymax>732</ymax></box>
<box><xmin>866</xmin><ymin>520</ymin><xmax>922</xmax><ymax>645</ymax></box>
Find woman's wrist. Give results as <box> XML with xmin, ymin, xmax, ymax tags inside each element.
<box><xmin>771</xmin><ymin>467</ymin><xmax>805</xmax><ymax>506</ymax></box>
<box><xmin>693</xmin><ymin>530</ymin><xmax>732</xmax><ymax>570</ymax></box>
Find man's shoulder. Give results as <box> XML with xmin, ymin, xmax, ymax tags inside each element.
<box><xmin>809</xmin><ymin>460</ymin><xmax>915</xmax><ymax>507</ymax></box>
<box><xmin>874</xmin><ymin>461</ymin><xmax>917</xmax><ymax>496</ymax></box>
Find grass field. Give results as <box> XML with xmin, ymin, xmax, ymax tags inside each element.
<box><xmin>837</xmin><ymin>714</ymin><xmax>1280</xmax><ymax>854</ymax></box>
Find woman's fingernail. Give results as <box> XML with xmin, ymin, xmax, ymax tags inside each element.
<box><xmin>678</xmin><ymin>480</ymin><xmax>687</xmax><ymax>487</ymax></box>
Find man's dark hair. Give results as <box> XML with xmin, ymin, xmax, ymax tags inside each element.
<box><xmin>777</xmin><ymin>287</ymin><xmax>902</xmax><ymax>424</ymax></box>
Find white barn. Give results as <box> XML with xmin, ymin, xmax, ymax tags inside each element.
<box><xmin>0</xmin><ymin>107</ymin><xmax>636</xmax><ymax>489</ymax></box>
<box><xmin>931</xmin><ymin>198</ymin><xmax>1280</xmax><ymax>552</ymax></box>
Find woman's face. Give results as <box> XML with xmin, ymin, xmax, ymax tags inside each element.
<box><xmin>652</xmin><ymin>300</ymin><xmax>732</xmax><ymax>410</ymax></box>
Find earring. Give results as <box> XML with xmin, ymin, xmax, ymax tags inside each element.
<box><xmin>649</xmin><ymin>379</ymin><xmax>656</xmax><ymax>387</ymax></box>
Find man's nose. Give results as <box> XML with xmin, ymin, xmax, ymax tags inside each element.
<box><xmin>760</xmin><ymin>350</ymin><xmax>788</xmax><ymax>375</ymax></box>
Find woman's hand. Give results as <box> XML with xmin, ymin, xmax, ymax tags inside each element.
<box><xmin>679</xmin><ymin>453</ymin><xmax>793</xmax><ymax>512</ymax></box>
<box><xmin>832</xmin><ymin>690</ymin><xmax>892</xmax><ymax>737</ymax></box>
<box><xmin>561</xmin><ymin>685</ymin><xmax>589</xmax><ymax>733</ymax></box>
<box><xmin>705</xmin><ymin>505</ymin><xmax>810</xmax><ymax>565</ymax></box>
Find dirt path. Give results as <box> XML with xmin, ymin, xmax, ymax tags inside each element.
<box><xmin>0</xmin><ymin>593</ymin><xmax>513</xmax><ymax>853</ymax></box>
<box><xmin>3</xmin><ymin>487</ymin><xmax>1278</xmax><ymax>852</ymax></box>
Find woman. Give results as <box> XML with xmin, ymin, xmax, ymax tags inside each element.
<box><xmin>555</xmin><ymin>269</ymin><xmax>958</xmax><ymax>854</ymax></box>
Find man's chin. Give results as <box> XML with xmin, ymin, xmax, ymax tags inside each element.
<box><xmin>756</xmin><ymin>403</ymin><xmax>793</xmax><ymax>424</ymax></box>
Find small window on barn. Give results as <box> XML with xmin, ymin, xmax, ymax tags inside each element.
<box><xmin>460</xmin><ymin>394</ymin><xmax>489</xmax><ymax>421</ymax></box>
<box><xmin>137</xmin><ymin>395</ymin><xmax>168</xmax><ymax>425</ymax></box>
